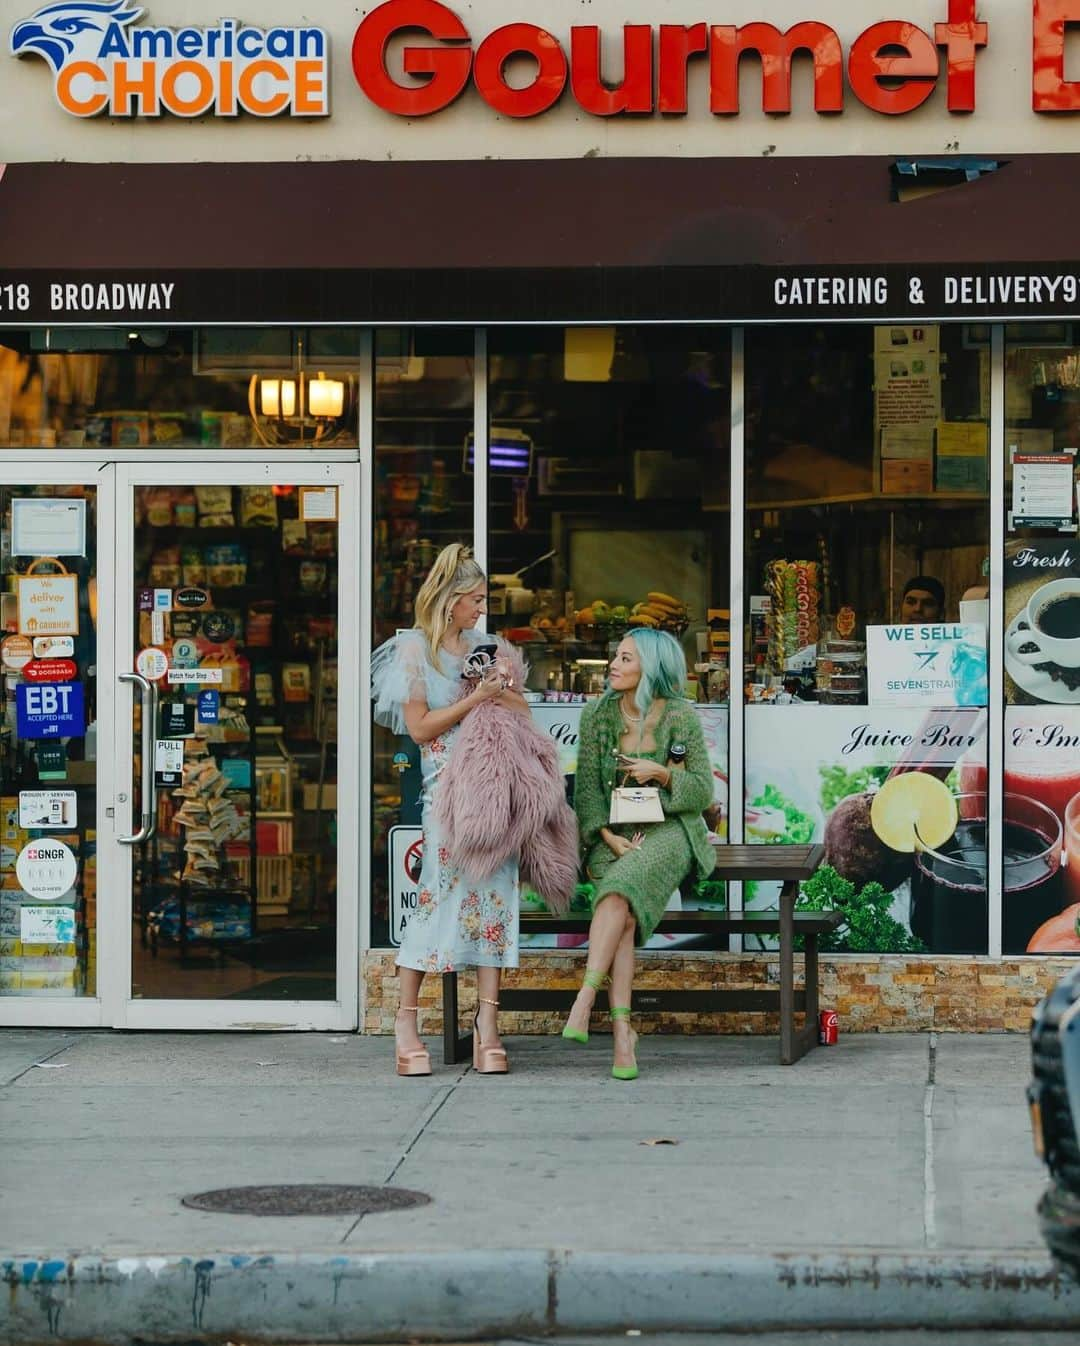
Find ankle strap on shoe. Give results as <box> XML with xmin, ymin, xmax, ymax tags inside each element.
<box><xmin>582</xmin><ymin>969</ymin><xmax>610</xmax><ymax>991</ymax></box>
<box><xmin>609</xmin><ymin>1006</ymin><xmax>632</xmax><ymax>1020</ymax></box>
<box><xmin>478</xmin><ymin>997</ymin><xmax>500</xmax><ymax>1006</ymax></box>
<box><xmin>399</xmin><ymin>1005</ymin><xmax>420</xmax><ymax>1013</ymax></box>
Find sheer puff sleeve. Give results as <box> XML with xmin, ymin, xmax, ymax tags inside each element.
<box><xmin>371</xmin><ymin>630</ymin><xmax>429</xmax><ymax>736</ymax></box>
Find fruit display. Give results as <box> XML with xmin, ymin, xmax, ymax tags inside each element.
<box><xmin>575</xmin><ymin>592</ymin><xmax>689</xmax><ymax>635</ymax></box>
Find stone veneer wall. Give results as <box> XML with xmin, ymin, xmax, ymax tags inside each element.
<box><xmin>362</xmin><ymin>950</ymin><xmax>1078</xmax><ymax>1035</ymax></box>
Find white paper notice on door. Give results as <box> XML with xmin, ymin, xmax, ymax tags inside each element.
<box><xmin>18</xmin><ymin>790</ymin><xmax>77</xmax><ymax>829</ymax></box>
<box><xmin>11</xmin><ymin>498</ymin><xmax>86</xmax><ymax>557</ymax></box>
<box><xmin>20</xmin><ymin>904</ymin><xmax>76</xmax><ymax>945</ymax></box>
<box><xmin>299</xmin><ymin>486</ymin><xmax>338</xmax><ymax>522</ymax></box>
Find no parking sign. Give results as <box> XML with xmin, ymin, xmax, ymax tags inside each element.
<box><xmin>388</xmin><ymin>825</ymin><xmax>423</xmax><ymax>947</ymax></box>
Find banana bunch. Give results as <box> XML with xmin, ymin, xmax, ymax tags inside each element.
<box><xmin>630</xmin><ymin>592</ymin><xmax>688</xmax><ymax>629</ymax></box>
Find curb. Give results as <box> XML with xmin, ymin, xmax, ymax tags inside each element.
<box><xmin>3</xmin><ymin>1249</ymin><xmax>1080</xmax><ymax>1342</ymax></box>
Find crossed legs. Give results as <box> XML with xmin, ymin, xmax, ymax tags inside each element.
<box><xmin>564</xmin><ymin>893</ymin><xmax>638</xmax><ymax>1070</ymax></box>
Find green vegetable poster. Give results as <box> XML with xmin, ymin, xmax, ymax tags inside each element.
<box><xmin>746</xmin><ymin>706</ymin><xmax>988</xmax><ymax>954</ymax></box>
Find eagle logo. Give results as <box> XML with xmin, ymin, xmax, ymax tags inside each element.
<box><xmin>10</xmin><ymin>1</ymin><xmax>143</xmax><ymax>75</ymax></box>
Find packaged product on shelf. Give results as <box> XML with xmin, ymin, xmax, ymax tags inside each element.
<box><xmin>204</xmin><ymin>543</ymin><xmax>247</xmax><ymax>587</ymax></box>
<box><xmin>145</xmin><ymin>487</ymin><xmax>175</xmax><ymax>527</ymax></box>
<box><xmin>298</xmin><ymin>560</ymin><xmax>327</xmax><ymax>594</ymax></box>
<box><xmin>111</xmin><ymin>412</ymin><xmax>149</xmax><ymax>446</ymax></box>
<box><xmin>195</xmin><ymin>486</ymin><xmax>235</xmax><ymax>527</ymax></box>
<box><xmin>83</xmin><ymin>416</ymin><xmax>110</xmax><ymax>447</ymax></box>
<box><xmin>245</xmin><ymin>603</ymin><xmax>275</xmax><ymax>647</ymax></box>
<box><xmin>150</xmin><ymin>414</ymin><xmax>186</xmax><ymax>446</ymax></box>
<box><xmin>220</xmin><ymin>414</ymin><xmax>252</xmax><ymax>448</ymax></box>
<box><xmin>281</xmin><ymin>520</ymin><xmax>307</xmax><ymax>554</ymax></box>
<box><xmin>181</xmin><ymin>545</ymin><xmax>207</xmax><ymax>586</ymax></box>
<box><xmin>309</xmin><ymin>524</ymin><xmax>336</xmax><ymax>556</ymax></box>
<box><xmin>254</xmin><ymin>670</ymin><xmax>275</xmax><ymax>708</ymax></box>
<box><xmin>282</xmin><ymin>663</ymin><xmax>311</xmax><ymax>702</ymax></box>
<box><xmin>239</xmin><ymin>486</ymin><xmax>278</xmax><ymax>528</ymax></box>
<box><xmin>174</xmin><ymin>489</ymin><xmax>197</xmax><ymax>528</ymax></box>
<box><xmin>149</xmin><ymin>546</ymin><xmax>182</xmax><ymax>586</ymax></box>
<box><xmin>199</xmin><ymin>411</ymin><xmax>223</xmax><ymax>447</ymax></box>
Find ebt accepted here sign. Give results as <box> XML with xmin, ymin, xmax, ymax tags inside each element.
<box><xmin>9</xmin><ymin>2</ymin><xmax>329</xmax><ymax>118</ymax></box>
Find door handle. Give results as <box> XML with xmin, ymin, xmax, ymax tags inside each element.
<box><xmin>117</xmin><ymin>670</ymin><xmax>158</xmax><ymax>845</ymax></box>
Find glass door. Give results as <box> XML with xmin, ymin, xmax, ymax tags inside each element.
<box><xmin>0</xmin><ymin>464</ymin><xmax>110</xmax><ymax>1026</ymax></box>
<box><xmin>110</xmin><ymin>462</ymin><xmax>358</xmax><ymax>1029</ymax></box>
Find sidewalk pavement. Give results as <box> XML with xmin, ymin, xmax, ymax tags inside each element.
<box><xmin>2</xmin><ymin>1027</ymin><xmax>1079</xmax><ymax>1341</ymax></box>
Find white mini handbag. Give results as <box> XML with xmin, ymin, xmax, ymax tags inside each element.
<box><xmin>609</xmin><ymin>777</ymin><xmax>665</xmax><ymax>825</ymax></box>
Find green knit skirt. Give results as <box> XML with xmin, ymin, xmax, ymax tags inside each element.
<box><xmin>584</xmin><ymin>819</ymin><xmax>693</xmax><ymax>945</ymax></box>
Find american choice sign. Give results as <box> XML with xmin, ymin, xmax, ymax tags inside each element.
<box><xmin>9</xmin><ymin>2</ymin><xmax>329</xmax><ymax>116</ymax></box>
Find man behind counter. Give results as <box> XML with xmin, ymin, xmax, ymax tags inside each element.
<box><xmin>899</xmin><ymin>575</ymin><xmax>945</xmax><ymax>624</ymax></box>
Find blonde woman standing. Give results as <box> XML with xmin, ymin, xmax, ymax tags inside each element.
<box><xmin>372</xmin><ymin>544</ymin><xmax>529</xmax><ymax>1076</ymax></box>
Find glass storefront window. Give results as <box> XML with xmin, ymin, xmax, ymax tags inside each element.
<box><xmin>1004</xmin><ymin>328</ymin><xmax>1080</xmax><ymax>954</ymax></box>
<box><xmin>744</xmin><ymin>324</ymin><xmax>990</xmax><ymax>954</ymax></box>
<box><xmin>370</xmin><ymin>331</ymin><xmax>475</xmax><ymax>948</ymax></box>
<box><xmin>0</xmin><ymin>329</ymin><xmax>359</xmax><ymax>449</ymax></box>
<box><xmin>367</xmin><ymin>325</ymin><xmax>732</xmax><ymax>951</ymax></box>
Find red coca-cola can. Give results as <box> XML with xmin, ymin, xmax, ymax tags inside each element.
<box><xmin>819</xmin><ymin>1010</ymin><xmax>838</xmax><ymax>1045</ymax></box>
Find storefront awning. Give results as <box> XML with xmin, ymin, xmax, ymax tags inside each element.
<box><xmin>1</xmin><ymin>155</ymin><xmax>1079</xmax><ymax>324</ymax></box>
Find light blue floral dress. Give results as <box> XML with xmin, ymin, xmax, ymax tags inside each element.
<box><xmin>372</xmin><ymin>628</ymin><xmax>520</xmax><ymax>973</ymax></box>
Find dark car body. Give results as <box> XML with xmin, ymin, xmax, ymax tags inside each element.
<box><xmin>1030</xmin><ymin>965</ymin><xmax>1080</xmax><ymax>1277</ymax></box>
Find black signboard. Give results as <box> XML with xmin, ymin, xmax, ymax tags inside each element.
<box><xmin>5</xmin><ymin>262</ymin><xmax>1080</xmax><ymax>326</ymax></box>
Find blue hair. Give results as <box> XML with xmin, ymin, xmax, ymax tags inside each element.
<box><xmin>604</xmin><ymin>627</ymin><xmax>688</xmax><ymax>718</ymax></box>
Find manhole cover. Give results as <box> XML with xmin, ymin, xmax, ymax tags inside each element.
<box><xmin>181</xmin><ymin>1184</ymin><xmax>431</xmax><ymax>1216</ymax></box>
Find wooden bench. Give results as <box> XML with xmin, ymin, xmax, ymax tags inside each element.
<box><xmin>442</xmin><ymin>842</ymin><xmax>840</xmax><ymax>1067</ymax></box>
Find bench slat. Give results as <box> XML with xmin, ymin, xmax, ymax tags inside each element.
<box><xmin>709</xmin><ymin>842</ymin><xmax>825</xmax><ymax>882</ymax></box>
<box><xmin>520</xmin><ymin>910</ymin><xmax>842</xmax><ymax>935</ymax></box>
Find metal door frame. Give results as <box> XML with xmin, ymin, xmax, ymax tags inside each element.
<box><xmin>108</xmin><ymin>458</ymin><xmax>359</xmax><ymax>1030</ymax></box>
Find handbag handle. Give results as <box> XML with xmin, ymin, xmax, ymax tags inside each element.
<box><xmin>24</xmin><ymin>556</ymin><xmax>69</xmax><ymax>575</ymax></box>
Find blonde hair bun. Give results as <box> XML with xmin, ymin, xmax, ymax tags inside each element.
<box><xmin>414</xmin><ymin>542</ymin><xmax>486</xmax><ymax>667</ymax></box>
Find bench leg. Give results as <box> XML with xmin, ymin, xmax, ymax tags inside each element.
<box><xmin>441</xmin><ymin>970</ymin><xmax>473</xmax><ymax>1065</ymax></box>
<box><xmin>779</xmin><ymin>880</ymin><xmax>796</xmax><ymax>1064</ymax></box>
<box><xmin>804</xmin><ymin>932</ymin><xmax>820</xmax><ymax>1031</ymax></box>
<box><xmin>780</xmin><ymin>881</ymin><xmax>820</xmax><ymax>1066</ymax></box>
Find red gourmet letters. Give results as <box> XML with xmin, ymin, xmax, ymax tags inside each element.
<box><xmin>351</xmin><ymin>0</ymin><xmax>990</xmax><ymax>119</ymax></box>
<box><xmin>1033</xmin><ymin>0</ymin><xmax>1080</xmax><ymax>110</ymax></box>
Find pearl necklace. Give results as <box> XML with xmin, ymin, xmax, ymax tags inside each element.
<box><xmin>619</xmin><ymin>698</ymin><xmax>643</xmax><ymax>724</ymax></box>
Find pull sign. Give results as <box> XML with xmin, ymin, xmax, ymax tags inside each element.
<box><xmin>154</xmin><ymin>739</ymin><xmax>185</xmax><ymax>787</ymax></box>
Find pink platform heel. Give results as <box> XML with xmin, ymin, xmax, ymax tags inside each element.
<box><xmin>473</xmin><ymin>996</ymin><xmax>509</xmax><ymax>1074</ymax></box>
<box><xmin>395</xmin><ymin>1005</ymin><xmax>432</xmax><ymax>1077</ymax></box>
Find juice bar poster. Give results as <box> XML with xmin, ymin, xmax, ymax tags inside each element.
<box><xmin>1005</xmin><ymin>541</ymin><xmax>1080</xmax><ymax>706</ymax></box>
<box><xmin>1004</xmin><ymin>707</ymin><xmax>1080</xmax><ymax>953</ymax></box>
<box><xmin>745</xmin><ymin>706</ymin><xmax>994</xmax><ymax>955</ymax></box>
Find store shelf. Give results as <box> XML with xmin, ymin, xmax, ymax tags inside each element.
<box><xmin>745</xmin><ymin>491</ymin><xmax>989</xmax><ymax>511</ymax></box>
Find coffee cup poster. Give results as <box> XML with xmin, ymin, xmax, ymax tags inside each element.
<box><xmin>1005</xmin><ymin>541</ymin><xmax>1080</xmax><ymax>706</ymax></box>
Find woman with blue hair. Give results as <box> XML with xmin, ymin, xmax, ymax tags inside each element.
<box><xmin>562</xmin><ymin>628</ymin><xmax>714</xmax><ymax>1079</ymax></box>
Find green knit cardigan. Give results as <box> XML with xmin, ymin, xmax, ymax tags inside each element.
<box><xmin>573</xmin><ymin>695</ymin><xmax>716</xmax><ymax>883</ymax></box>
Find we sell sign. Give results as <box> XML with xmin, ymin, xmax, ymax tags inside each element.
<box><xmin>868</xmin><ymin>624</ymin><xmax>987</xmax><ymax>708</ymax></box>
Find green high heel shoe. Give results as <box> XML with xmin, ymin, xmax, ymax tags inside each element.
<box><xmin>561</xmin><ymin>969</ymin><xmax>608</xmax><ymax>1044</ymax></box>
<box><xmin>610</xmin><ymin>1006</ymin><xmax>639</xmax><ymax>1081</ymax></box>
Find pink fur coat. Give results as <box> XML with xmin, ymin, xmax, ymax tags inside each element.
<box><xmin>434</xmin><ymin>643</ymin><xmax>578</xmax><ymax>914</ymax></box>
